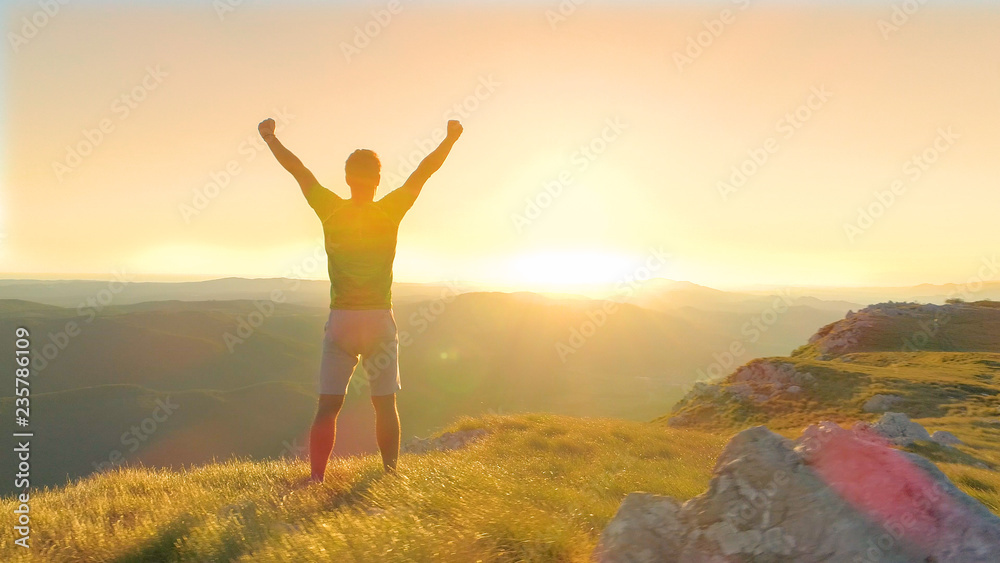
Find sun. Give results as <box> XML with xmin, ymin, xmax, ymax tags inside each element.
<box><xmin>502</xmin><ymin>250</ymin><xmax>639</xmax><ymax>292</ymax></box>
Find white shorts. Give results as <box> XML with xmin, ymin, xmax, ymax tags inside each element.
<box><xmin>319</xmin><ymin>308</ymin><xmax>401</xmax><ymax>396</ymax></box>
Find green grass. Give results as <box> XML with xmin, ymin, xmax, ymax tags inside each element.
<box><xmin>0</xmin><ymin>414</ymin><xmax>726</xmax><ymax>563</ymax></box>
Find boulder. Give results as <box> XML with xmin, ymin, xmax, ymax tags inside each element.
<box><xmin>855</xmin><ymin>412</ymin><xmax>931</xmax><ymax>446</ymax></box>
<box><xmin>595</xmin><ymin>422</ymin><xmax>1000</xmax><ymax>562</ymax></box>
<box><xmin>595</xmin><ymin>493</ymin><xmax>686</xmax><ymax>563</ymax></box>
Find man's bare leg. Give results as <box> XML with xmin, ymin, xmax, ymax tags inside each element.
<box><xmin>372</xmin><ymin>394</ymin><xmax>400</xmax><ymax>473</ymax></box>
<box><xmin>309</xmin><ymin>394</ymin><xmax>346</xmax><ymax>482</ymax></box>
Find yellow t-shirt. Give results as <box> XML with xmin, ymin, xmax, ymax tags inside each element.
<box><xmin>306</xmin><ymin>185</ymin><xmax>416</xmax><ymax>309</ymax></box>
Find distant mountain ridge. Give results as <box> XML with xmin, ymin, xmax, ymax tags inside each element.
<box><xmin>4</xmin><ymin>275</ymin><xmax>997</xmax><ymax>309</ymax></box>
<box><xmin>0</xmin><ymin>278</ymin><xmax>464</xmax><ymax>308</ymax></box>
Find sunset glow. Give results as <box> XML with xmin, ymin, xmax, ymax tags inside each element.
<box><xmin>3</xmin><ymin>1</ymin><xmax>999</xmax><ymax>290</ymax></box>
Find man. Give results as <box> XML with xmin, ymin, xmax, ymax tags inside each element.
<box><xmin>258</xmin><ymin>117</ymin><xmax>463</xmax><ymax>481</ymax></box>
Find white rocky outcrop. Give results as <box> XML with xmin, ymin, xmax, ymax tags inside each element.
<box><xmin>674</xmin><ymin>361</ymin><xmax>817</xmax><ymax>413</ymax></box>
<box><xmin>854</xmin><ymin>411</ymin><xmax>931</xmax><ymax>446</ymax></box>
<box><xmin>595</xmin><ymin>421</ymin><xmax>1000</xmax><ymax>562</ymax></box>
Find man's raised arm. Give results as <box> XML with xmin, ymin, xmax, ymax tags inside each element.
<box><xmin>258</xmin><ymin>118</ymin><xmax>320</xmax><ymax>197</ymax></box>
<box><xmin>401</xmin><ymin>120</ymin><xmax>463</xmax><ymax>197</ymax></box>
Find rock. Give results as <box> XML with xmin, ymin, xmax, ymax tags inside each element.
<box><xmin>855</xmin><ymin>412</ymin><xmax>931</xmax><ymax>446</ymax></box>
<box><xmin>669</xmin><ymin>361</ymin><xmax>818</xmax><ymax>424</ymax></box>
<box><xmin>402</xmin><ymin>428</ymin><xmax>488</xmax><ymax>454</ymax></box>
<box><xmin>595</xmin><ymin>422</ymin><xmax>1000</xmax><ymax>562</ymax></box>
<box><xmin>723</xmin><ymin>362</ymin><xmax>816</xmax><ymax>404</ymax></box>
<box><xmin>931</xmin><ymin>430</ymin><xmax>963</xmax><ymax>446</ymax></box>
<box><xmin>793</xmin><ymin>420</ymin><xmax>999</xmax><ymax>562</ymax></box>
<box><xmin>594</xmin><ymin>493</ymin><xmax>686</xmax><ymax>563</ymax></box>
<box><xmin>862</xmin><ymin>394</ymin><xmax>904</xmax><ymax>413</ymax></box>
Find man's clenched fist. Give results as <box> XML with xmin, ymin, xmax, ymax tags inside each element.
<box><xmin>447</xmin><ymin>120</ymin><xmax>463</xmax><ymax>140</ymax></box>
<box><xmin>258</xmin><ymin>118</ymin><xmax>276</xmax><ymax>139</ymax></box>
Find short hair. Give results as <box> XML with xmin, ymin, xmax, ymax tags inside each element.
<box><xmin>345</xmin><ymin>149</ymin><xmax>381</xmax><ymax>177</ymax></box>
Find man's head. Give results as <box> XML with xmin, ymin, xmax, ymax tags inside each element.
<box><xmin>345</xmin><ymin>149</ymin><xmax>381</xmax><ymax>201</ymax></box>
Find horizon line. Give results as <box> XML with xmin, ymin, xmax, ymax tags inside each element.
<box><xmin>0</xmin><ymin>273</ymin><xmax>996</xmax><ymax>294</ymax></box>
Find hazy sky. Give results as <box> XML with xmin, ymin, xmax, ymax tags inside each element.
<box><xmin>2</xmin><ymin>0</ymin><xmax>998</xmax><ymax>290</ymax></box>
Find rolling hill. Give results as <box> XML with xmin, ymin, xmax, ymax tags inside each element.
<box><xmin>0</xmin><ymin>288</ymin><xmax>848</xmax><ymax>494</ymax></box>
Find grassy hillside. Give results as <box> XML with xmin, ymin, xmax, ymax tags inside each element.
<box><xmin>5</xmin><ymin>301</ymin><xmax>1000</xmax><ymax>561</ymax></box>
<box><xmin>665</xmin><ymin>301</ymin><xmax>1000</xmax><ymax>514</ymax></box>
<box><xmin>0</xmin><ymin>414</ymin><xmax>726</xmax><ymax>562</ymax></box>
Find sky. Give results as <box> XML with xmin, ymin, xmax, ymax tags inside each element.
<box><xmin>2</xmin><ymin>0</ymin><xmax>999</xmax><ymax>291</ymax></box>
